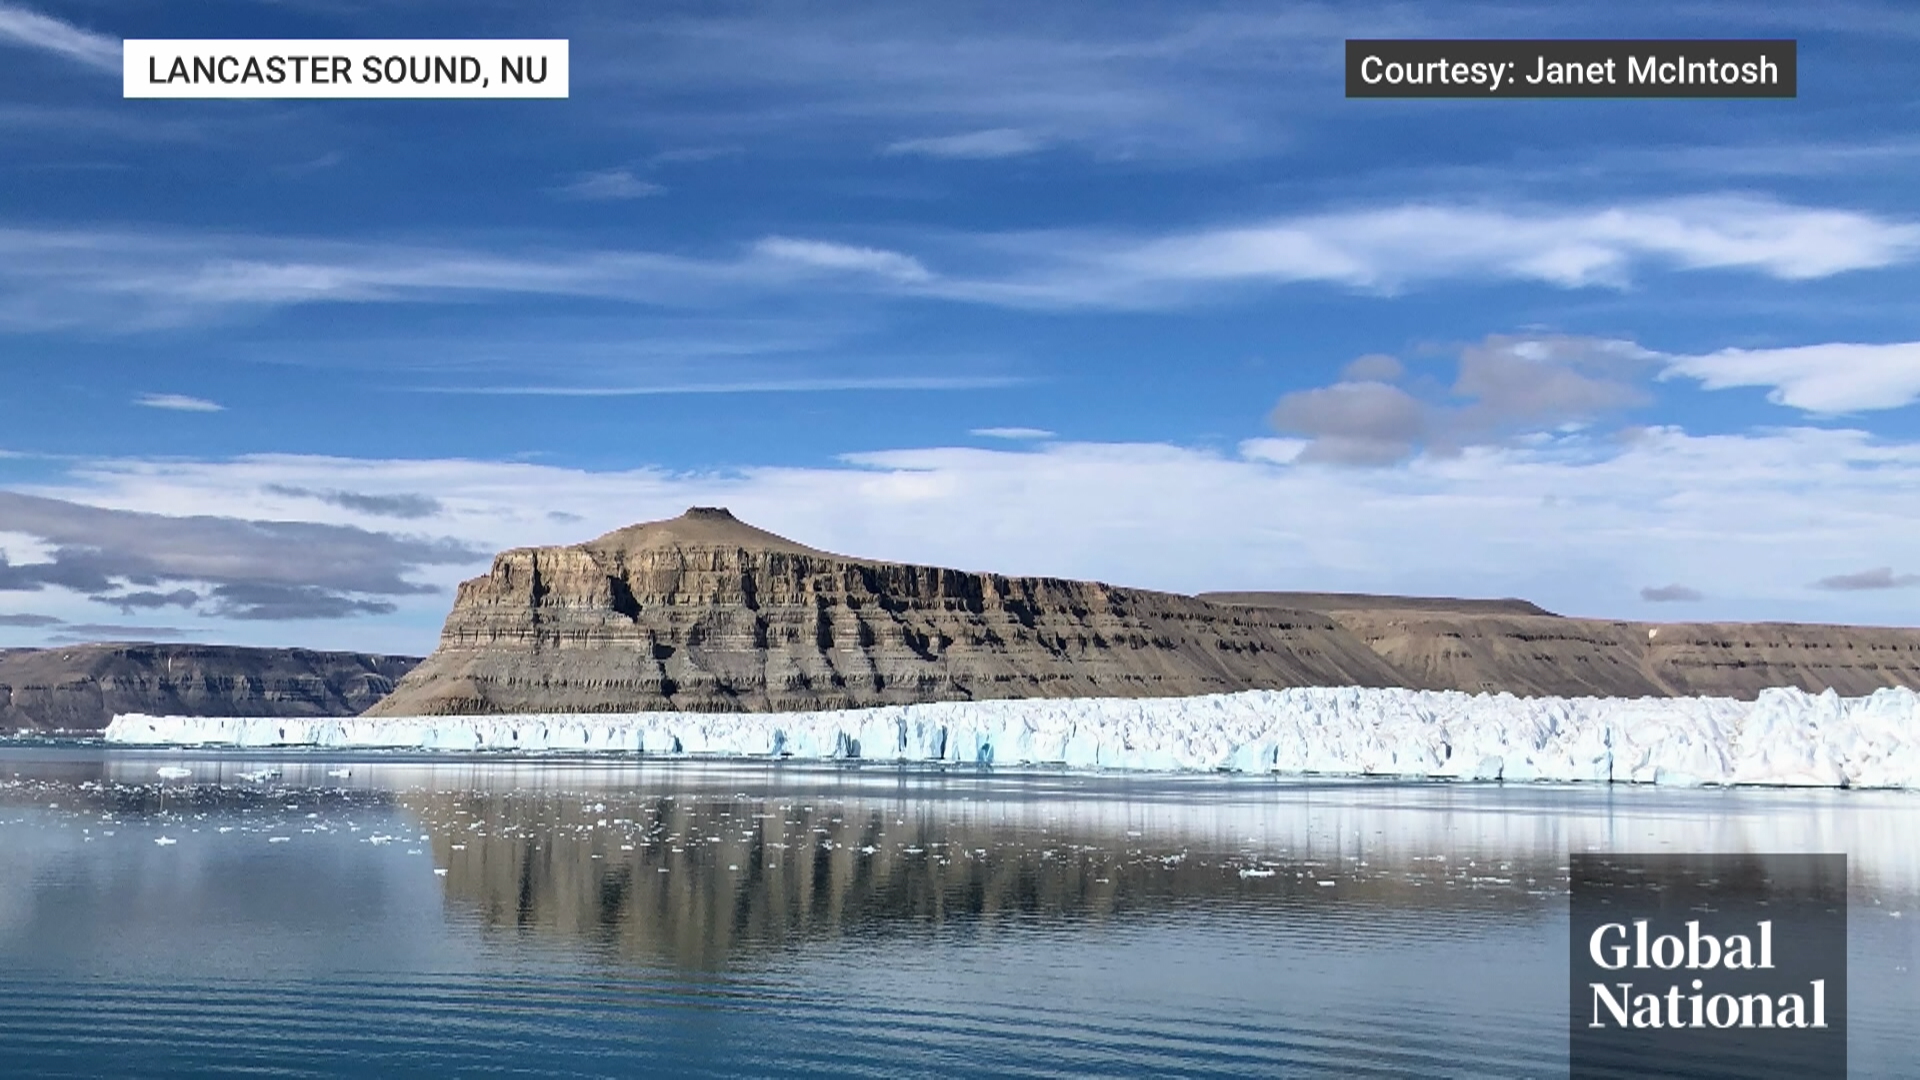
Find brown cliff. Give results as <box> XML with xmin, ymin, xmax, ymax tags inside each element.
<box><xmin>368</xmin><ymin>508</ymin><xmax>1920</xmax><ymax>716</ymax></box>
<box><xmin>0</xmin><ymin>643</ymin><xmax>418</xmax><ymax>732</ymax></box>
<box><xmin>366</xmin><ymin>507</ymin><xmax>1408</xmax><ymax>715</ymax></box>
<box><xmin>1204</xmin><ymin>594</ymin><xmax>1920</xmax><ymax>699</ymax></box>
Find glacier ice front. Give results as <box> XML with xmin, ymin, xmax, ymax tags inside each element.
<box><xmin>101</xmin><ymin>685</ymin><xmax>1920</xmax><ymax>789</ymax></box>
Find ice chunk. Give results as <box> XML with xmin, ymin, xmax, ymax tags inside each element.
<box><xmin>155</xmin><ymin>766</ymin><xmax>191</xmax><ymax>779</ymax></box>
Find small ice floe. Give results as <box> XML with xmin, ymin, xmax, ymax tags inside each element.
<box><xmin>153</xmin><ymin>836</ymin><xmax>177</xmax><ymax>846</ymax></box>
<box><xmin>859</xmin><ymin>845</ymin><xmax>876</xmax><ymax>855</ymax></box>
<box><xmin>1317</xmin><ymin>880</ymin><xmax>1337</xmax><ymax>887</ymax></box>
<box><xmin>325</xmin><ymin>769</ymin><xmax>351</xmax><ymax>779</ymax></box>
<box><xmin>268</xmin><ymin>836</ymin><xmax>290</xmax><ymax>843</ymax></box>
<box><xmin>433</xmin><ymin>868</ymin><xmax>448</xmax><ymax>877</ymax></box>
<box><xmin>156</xmin><ymin>767</ymin><xmax>192</xmax><ymax>780</ymax></box>
<box><xmin>236</xmin><ymin>769</ymin><xmax>279</xmax><ymax>783</ymax></box>
<box><xmin>217</xmin><ymin>826</ymin><xmax>234</xmax><ymax>834</ymax></box>
<box><xmin>1238</xmin><ymin>867</ymin><xmax>1276</xmax><ymax>879</ymax></box>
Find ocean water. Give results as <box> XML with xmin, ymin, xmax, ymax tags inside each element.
<box><xmin>0</xmin><ymin>746</ymin><xmax>1914</xmax><ymax>1077</ymax></box>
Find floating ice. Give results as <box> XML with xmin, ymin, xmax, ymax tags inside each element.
<box><xmin>155</xmin><ymin>766</ymin><xmax>191</xmax><ymax>780</ymax></box>
<box><xmin>101</xmin><ymin>685</ymin><xmax>1920</xmax><ymax>789</ymax></box>
<box><xmin>153</xmin><ymin>836</ymin><xmax>177</xmax><ymax>846</ymax></box>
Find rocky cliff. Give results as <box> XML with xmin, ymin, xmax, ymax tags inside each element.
<box><xmin>1204</xmin><ymin>594</ymin><xmax>1920</xmax><ymax>699</ymax></box>
<box><xmin>0</xmin><ymin>644</ymin><xmax>418</xmax><ymax>732</ymax></box>
<box><xmin>368</xmin><ymin>508</ymin><xmax>1920</xmax><ymax>716</ymax></box>
<box><xmin>366</xmin><ymin>507</ymin><xmax>1408</xmax><ymax>715</ymax></box>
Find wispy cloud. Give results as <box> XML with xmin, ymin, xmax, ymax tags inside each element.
<box><xmin>754</xmin><ymin>236</ymin><xmax>932</xmax><ymax>282</ymax></box>
<box><xmin>552</xmin><ymin>168</ymin><xmax>665</xmax><ymax>200</ymax></box>
<box><xmin>962</xmin><ymin>196</ymin><xmax>1920</xmax><ymax>307</ymax></box>
<box><xmin>4</xmin><ymin>195</ymin><xmax>1915</xmax><ymax>331</ymax></box>
<box><xmin>416</xmin><ymin>375</ymin><xmax>1023</xmax><ymax>396</ymax></box>
<box><xmin>1661</xmin><ymin>341</ymin><xmax>1920</xmax><ymax>414</ymax></box>
<box><xmin>264</xmin><ymin>484</ymin><xmax>442</xmax><ymax>519</ymax></box>
<box><xmin>0</xmin><ymin>2</ymin><xmax>119</xmax><ymax>73</ymax></box>
<box><xmin>1641</xmin><ymin>584</ymin><xmax>1704</xmax><ymax>602</ymax></box>
<box><xmin>587</xmin><ymin>8</ymin><xmax>1345</xmax><ymax>160</ymax></box>
<box><xmin>646</xmin><ymin>146</ymin><xmax>742</xmax><ymax>166</ymax></box>
<box><xmin>135</xmin><ymin>392</ymin><xmax>223</xmax><ymax>412</ymax></box>
<box><xmin>1812</xmin><ymin>567</ymin><xmax>1920</xmax><ymax>591</ymax></box>
<box><xmin>971</xmin><ymin>427</ymin><xmax>1054</xmax><ymax>440</ymax></box>
<box><xmin>49</xmin><ymin>622</ymin><xmax>198</xmax><ymax>643</ymax></box>
<box><xmin>884</xmin><ymin>128</ymin><xmax>1047</xmax><ymax>159</ymax></box>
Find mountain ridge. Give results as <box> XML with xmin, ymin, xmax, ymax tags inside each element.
<box><xmin>366</xmin><ymin>508</ymin><xmax>1920</xmax><ymax>715</ymax></box>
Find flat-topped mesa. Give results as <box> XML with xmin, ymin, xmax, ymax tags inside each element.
<box><xmin>367</xmin><ymin>508</ymin><xmax>1409</xmax><ymax>716</ymax></box>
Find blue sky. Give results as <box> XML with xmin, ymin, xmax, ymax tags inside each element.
<box><xmin>4</xmin><ymin>0</ymin><xmax>1920</xmax><ymax>653</ymax></box>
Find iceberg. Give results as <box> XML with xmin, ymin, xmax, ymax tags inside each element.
<box><xmin>101</xmin><ymin>685</ymin><xmax>1920</xmax><ymax>789</ymax></box>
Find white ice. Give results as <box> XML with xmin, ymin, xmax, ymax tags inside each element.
<box><xmin>101</xmin><ymin>685</ymin><xmax>1920</xmax><ymax>789</ymax></box>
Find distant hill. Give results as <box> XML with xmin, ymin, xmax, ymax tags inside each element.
<box><xmin>0</xmin><ymin>643</ymin><xmax>419</xmax><ymax>732</ymax></box>
<box><xmin>1198</xmin><ymin>592</ymin><xmax>1556</xmax><ymax>616</ymax></box>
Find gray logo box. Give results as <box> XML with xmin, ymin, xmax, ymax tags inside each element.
<box><xmin>1346</xmin><ymin>40</ymin><xmax>1797</xmax><ymax>99</ymax></box>
<box><xmin>1570</xmin><ymin>853</ymin><xmax>1846</xmax><ymax>1079</ymax></box>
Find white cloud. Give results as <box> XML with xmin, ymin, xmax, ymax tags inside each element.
<box><xmin>1021</xmin><ymin>196</ymin><xmax>1920</xmax><ymax>303</ymax></box>
<box><xmin>970</xmin><ymin>427</ymin><xmax>1055</xmax><ymax>440</ymax></box>
<box><xmin>18</xmin><ymin>421</ymin><xmax>1920</xmax><ymax>651</ymax></box>
<box><xmin>592</xmin><ymin>8</ymin><xmax>1365</xmax><ymax>160</ymax></box>
<box><xmin>884</xmin><ymin>128</ymin><xmax>1048</xmax><ymax>159</ymax></box>
<box><xmin>753</xmin><ymin>236</ymin><xmax>932</xmax><ymax>283</ymax></box>
<box><xmin>420</xmin><ymin>375</ymin><xmax>1022</xmax><ymax>396</ymax></box>
<box><xmin>135</xmin><ymin>392</ymin><xmax>223</xmax><ymax>412</ymax></box>
<box><xmin>553</xmin><ymin>168</ymin><xmax>665</xmax><ymax>200</ymax></box>
<box><xmin>1661</xmin><ymin>341</ymin><xmax>1920</xmax><ymax>413</ymax></box>
<box><xmin>5</xmin><ymin>194</ymin><xmax>1912</xmax><ymax>330</ymax></box>
<box><xmin>0</xmin><ymin>2</ymin><xmax>119</xmax><ymax>73</ymax></box>
<box><xmin>0</xmin><ymin>227</ymin><xmax>823</xmax><ymax>329</ymax></box>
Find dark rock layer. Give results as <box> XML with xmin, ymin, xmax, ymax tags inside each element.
<box><xmin>0</xmin><ymin>643</ymin><xmax>419</xmax><ymax>732</ymax></box>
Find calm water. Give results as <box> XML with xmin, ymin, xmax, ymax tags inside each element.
<box><xmin>0</xmin><ymin>746</ymin><xmax>1914</xmax><ymax>1077</ymax></box>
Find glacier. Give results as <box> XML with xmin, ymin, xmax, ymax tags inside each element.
<box><xmin>100</xmin><ymin>685</ymin><xmax>1920</xmax><ymax>789</ymax></box>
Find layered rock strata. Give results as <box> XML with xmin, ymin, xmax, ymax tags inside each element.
<box><xmin>1209</xmin><ymin>594</ymin><xmax>1920</xmax><ymax>700</ymax></box>
<box><xmin>367</xmin><ymin>508</ymin><xmax>1920</xmax><ymax>716</ymax></box>
<box><xmin>366</xmin><ymin>508</ymin><xmax>1407</xmax><ymax>715</ymax></box>
<box><xmin>0</xmin><ymin>643</ymin><xmax>417</xmax><ymax>731</ymax></box>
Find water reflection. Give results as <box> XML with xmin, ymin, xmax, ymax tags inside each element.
<box><xmin>407</xmin><ymin>782</ymin><xmax>1569</xmax><ymax>972</ymax></box>
<box><xmin>0</xmin><ymin>748</ymin><xmax>1915</xmax><ymax>1078</ymax></box>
